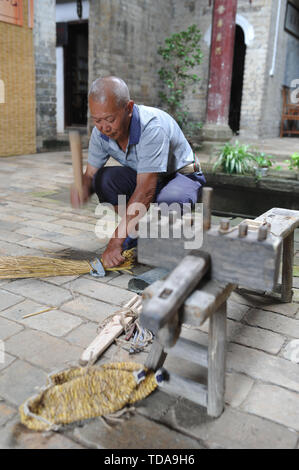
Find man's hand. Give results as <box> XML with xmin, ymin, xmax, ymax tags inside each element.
<box><xmin>101</xmin><ymin>238</ymin><xmax>125</xmax><ymax>268</ymax></box>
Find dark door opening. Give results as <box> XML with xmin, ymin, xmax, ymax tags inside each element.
<box><xmin>229</xmin><ymin>25</ymin><xmax>246</xmax><ymax>134</ymax></box>
<box><xmin>64</xmin><ymin>21</ymin><xmax>88</xmax><ymax>127</ymax></box>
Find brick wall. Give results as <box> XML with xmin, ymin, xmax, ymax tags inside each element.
<box><xmin>0</xmin><ymin>1</ymin><xmax>36</xmax><ymax>157</ymax></box>
<box><xmin>88</xmin><ymin>0</ymin><xmax>173</xmax><ymax>123</ymax></box>
<box><xmin>33</xmin><ymin>0</ymin><xmax>57</xmax><ymax>150</ymax></box>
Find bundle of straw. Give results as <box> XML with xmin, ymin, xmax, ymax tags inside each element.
<box><xmin>0</xmin><ymin>249</ymin><xmax>136</xmax><ymax>280</ymax></box>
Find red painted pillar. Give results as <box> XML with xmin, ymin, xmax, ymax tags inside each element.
<box><xmin>205</xmin><ymin>0</ymin><xmax>238</xmax><ymax>133</ymax></box>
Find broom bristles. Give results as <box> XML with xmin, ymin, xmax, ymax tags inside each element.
<box><xmin>0</xmin><ymin>249</ymin><xmax>136</xmax><ymax>279</ymax></box>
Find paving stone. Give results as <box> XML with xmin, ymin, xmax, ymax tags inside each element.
<box><xmin>3</xmin><ymin>303</ymin><xmax>82</xmax><ymax>337</ymax></box>
<box><xmin>244</xmin><ymin>308</ymin><xmax>299</xmax><ymax>338</ymax></box>
<box><xmin>61</xmin><ymin>295</ymin><xmax>118</xmax><ymax>322</ymax></box>
<box><xmin>67</xmin><ymin>278</ymin><xmax>134</xmax><ymax>306</ymax></box>
<box><xmin>4</xmin><ymin>330</ymin><xmax>82</xmax><ymax>372</ymax></box>
<box><xmin>228</xmin><ymin>320</ymin><xmax>285</xmax><ymax>354</ymax></box>
<box><xmin>185</xmin><ymin>318</ymin><xmax>284</xmax><ymax>354</ymax></box>
<box><xmin>0</xmin><ymin>290</ymin><xmax>24</xmax><ymax>312</ymax></box>
<box><xmin>0</xmin><ymin>402</ymin><xmax>16</xmax><ymax>426</ymax></box>
<box><xmin>0</xmin><ymin>417</ymin><xmax>84</xmax><ymax>449</ymax></box>
<box><xmin>3</xmin><ymin>279</ymin><xmax>73</xmax><ymax>307</ymax></box>
<box><xmin>40</xmin><ymin>275</ymin><xmax>79</xmax><ymax>286</ymax></box>
<box><xmin>0</xmin><ymin>360</ymin><xmax>47</xmax><ymax>406</ymax></box>
<box><xmin>0</xmin><ymin>230</ymin><xmax>28</xmax><ymax>243</ymax></box>
<box><xmin>0</xmin><ymin>352</ymin><xmax>16</xmax><ymax>372</ymax></box>
<box><xmin>229</xmin><ymin>291</ymin><xmax>291</xmax><ymax>313</ymax></box>
<box><xmin>136</xmin><ymin>389</ymin><xmax>184</xmax><ymax>421</ymax></box>
<box><xmin>17</xmin><ymin>238</ymin><xmax>65</xmax><ymax>252</ymax></box>
<box><xmin>21</xmin><ymin>220</ymin><xmax>65</xmax><ymax>233</ymax></box>
<box><xmin>227</xmin><ymin>300</ymin><xmax>250</xmax><ymax>321</ymax></box>
<box><xmin>64</xmin><ymin>322</ymin><xmax>98</xmax><ymax>348</ymax></box>
<box><xmin>52</xmin><ymin>219</ymin><xmax>95</xmax><ymax>232</ymax></box>
<box><xmin>108</xmin><ymin>273</ymin><xmax>134</xmax><ymax>289</ymax></box>
<box><xmin>227</xmin><ymin>343</ymin><xmax>299</xmax><ymax>392</ymax></box>
<box><xmin>159</xmin><ymin>400</ymin><xmax>297</xmax><ymax>449</ymax></box>
<box><xmin>72</xmin><ymin>413</ymin><xmax>203</xmax><ymax>449</ymax></box>
<box><xmin>0</xmin><ymin>317</ymin><xmax>23</xmax><ymax>340</ymax></box>
<box><xmin>224</xmin><ymin>372</ymin><xmax>254</xmax><ymax>408</ymax></box>
<box><xmin>241</xmin><ymin>383</ymin><xmax>299</xmax><ymax>432</ymax></box>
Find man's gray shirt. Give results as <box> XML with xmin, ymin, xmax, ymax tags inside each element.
<box><xmin>88</xmin><ymin>104</ymin><xmax>194</xmax><ymax>175</ymax></box>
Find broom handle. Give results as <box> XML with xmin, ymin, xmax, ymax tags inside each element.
<box><xmin>69</xmin><ymin>131</ymin><xmax>84</xmax><ymax>204</ymax></box>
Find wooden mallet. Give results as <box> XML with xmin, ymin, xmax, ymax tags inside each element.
<box><xmin>69</xmin><ymin>130</ymin><xmax>84</xmax><ymax>205</ymax></box>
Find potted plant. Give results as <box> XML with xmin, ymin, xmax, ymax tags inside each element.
<box><xmin>253</xmin><ymin>153</ymin><xmax>274</xmax><ymax>178</ymax></box>
<box><xmin>285</xmin><ymin>152</ymin><xmax>299</xmax><ymax>179</ymax></box>
<box><xmin>213</xmin><ymin>141</ymin><xmax>255</xmax><ymax>174</ymax></box>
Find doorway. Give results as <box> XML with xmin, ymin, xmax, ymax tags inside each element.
<box><xmin>229</xmin><ymin>25</ymin><xmax>246</xmax><ymax>134</ymax></box>
<box><xmin>64</xmin><ymin>21</ymin><xmax>88</xmax><ymax>127</ymax></box>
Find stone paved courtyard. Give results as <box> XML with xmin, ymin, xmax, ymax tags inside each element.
<box><xmin>0</xmin><ymin>150</ymin><xmax>299</xmax><ymax>449</ymax></box>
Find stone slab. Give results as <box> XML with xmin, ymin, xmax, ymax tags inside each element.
<box><xmin>64</xmin><ymin>322</ymin><xmax>99</xmax><ymax>348</ymax></box>
<box><xmin>0</xmin><ymin>402</ymin><xmax>16</xmax><ymax>426</ymax></box>
<box><xmin>230</xmin><ymin>292</ymin><xmax>298</xmax><ymax>317</ymax></box>
<box><xmin>227</xmin><ymin>300</ymin><xmax>250</xmax><ymax>321</ymax></box>
<box><xmin>0</xmin><ymin>360</ymin><xmax>47</xmax><ymax>406</ymax></box>
<box><xmin>4</xmin><ymin>330</ymin><xmax>82</xmax><ymax>372</ymax></box>
<box><xmin>0</xmin><ymin>317</ymin><xmax>23</xmax><ymax>340</ymax></box>
<box><xmin>241</xmin><ymin>382</ymin><xmax>299</xmax><ymax>432</ymax></box>
<box><xmin>224</xmin><ymin>372</ymin><xmax>254</xmax><ymax>408</ymax></box>
<box><xmin>3</xmin><ymin>279</ymin><xmax>73</xmax><ymax>307</ymax></box>
<box><xmin>159</xmin><ymin>400</ymin><xmax>298</xmax><ymax>449</ymax></box>
<box><xmin>227</xmin><ymin>343</ymin><xmax>299</xmax><ymax>392</ymax></box>
<box><xmin>61</xmin><ymin>295</ymin><xmax>119</xmax><ymax>323</ymax></box>
<box><xmin>244</xmin><ymin>308</ymin><xmax>299</xmax><ymax>338</ymax></box>
<box><xmin>0</xmin><ymin>290</ymin><xmax>24</xmax><ymax>312</ymax></box>
<box><xmin>72</xmin><ymin>413</ymin><xmax>203</xmax><ymax>449</ymax></box>
<box><xmin>67</xmin><ymin>278</ymin><xmax>134</xmax><ymax>306</ymax></box>
<box><xmin>0</xmin><ymin>417</ymin><xmax>84</xmax><ymax>449</ymax></box>
<box><xmin>0</xmin><ymin>352</ymin><xmax>16</xmax><ymax>373</ymax></box>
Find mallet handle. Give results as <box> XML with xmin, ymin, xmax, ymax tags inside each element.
<box><xmin>69</xmin><ymin>131</ymin><xmax>84</xmax><ymax>204</ymax></box>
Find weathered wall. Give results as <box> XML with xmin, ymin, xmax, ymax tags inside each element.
<box><xmin>0</xmin><ymin>1</ymin><xmax>36</xmax><ymax>157</ymax></box>
<box><xmin>259</xmin><ymin>0</ymin><xmax>289</xmax><ymax>138</ymax></box>
<box><xmin>88</xmin><ymin>0</ymin><xmax>173</xmax><ymax>115</ymax></box>
<box><xmin>34</xmin><ymin>0</ymin><xmax>57</xmax><ymax>150</ymax></box>
<box><xmin>170</xmin><ymin>1</ymin><xmax>213</xmax><ymax>127</ymax></box>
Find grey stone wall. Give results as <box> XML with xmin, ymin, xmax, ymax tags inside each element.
<box><xmin>170</xmin><ymin>1</ymin><xmax>213</xmax><ymax>127</ymax></box>
<box><xmin>34</xmin><ymin>0</ymin><xmax>57</xmax><ymax>150</ymax></box>
<box><xmin>88</xmin><ymin>0</ymin><xmax>173</xmax><ymax>119</ymax></box>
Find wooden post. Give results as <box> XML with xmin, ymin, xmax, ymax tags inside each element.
<box><xmin>281</xmin><ymin>232</ymin><xmax>294</xmax><ymax>303</ymax></box>
<box><xmin>206</xmin><ymin>0</ymin><xmax>238</xmax><ymax>126</ymax></box>
<box><xmin>145</xmin><ymin>339</ymin><xmax>167</xmax><ymax>371</ymax></box>
<box><xmin>207</xmin><ymin>300</ymin><xmax>227</xmax><ymax>417</ymax></box>
<box><xmin>69</xmin><ymin>131</ymin><xmax>84</xmax><ymax>204</ymax></box>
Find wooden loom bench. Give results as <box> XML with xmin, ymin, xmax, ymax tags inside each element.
<box><xmin>241</xmin><ymin>207</ymin><xmax>299</xmax><ymax>303</ymax></box>
<box><xmin>138</xmin><ymin>205</ymin><xmax>299</xmax><ymax>418</ymax></box>
<box><xmin>142</xmin><ymin>276</ymin><xmax>235</xmax><ymax>418</ymax></box>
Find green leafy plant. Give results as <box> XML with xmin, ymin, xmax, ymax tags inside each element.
<box><xmin>213</xmin><ymin>141</ymin><xmax>256</xmax><ymax>174</ymax></box>
<box><xmin>285</xmin><ymin>152</ymin><xmax>299</xmax><ymax>171</ymax></box>
<box><xmin>253</xmin><ymin>153</ymin><xmax>274</xmax><ymax>168</ymax></box>
<box><xmin>158</xmin><ymin>24</ymin><xmax>203</xmax><ymax>136</ymax></box>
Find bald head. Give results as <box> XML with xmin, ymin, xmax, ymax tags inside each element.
<box><xmin>88</xmin><ymin>76</ymin><xmax>130</xmax><ymax>109</ymax></box>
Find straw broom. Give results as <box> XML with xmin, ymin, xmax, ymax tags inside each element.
<box><xmin>0</xmin><ymin>249</ymin><xmax>136</xmax><ymax>280</ymax></box>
